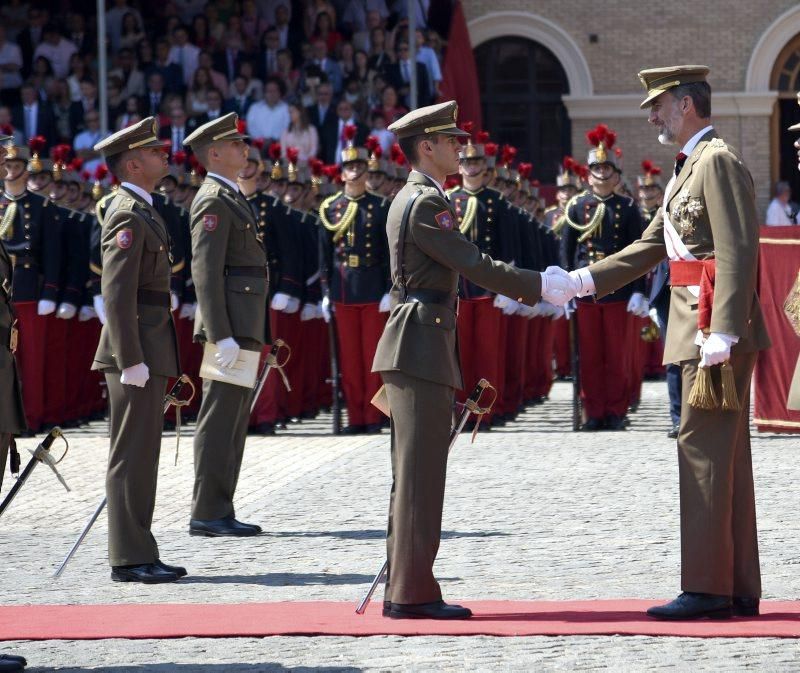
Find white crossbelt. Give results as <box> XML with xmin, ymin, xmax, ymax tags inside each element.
<box><xmin>662</xmin><ymin>172</ymin><xmax>699</xmax><ymax>297</ymax></box>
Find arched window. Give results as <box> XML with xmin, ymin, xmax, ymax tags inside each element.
<box><xmin>771</xmin><ymin>33</ymin><xmax>800</xmax><ymax>201</ymax></box>
<box><xmin>475</xmin><ymin>37</ymin><xmax>570</xmax><ymax>183</ymax></box>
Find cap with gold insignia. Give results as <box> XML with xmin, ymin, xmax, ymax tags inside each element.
<box><xmin>183</xmin><ymin>112</ymin><xmax>249</xmax><ymax>150</ymax></box>
<box><xmin>4</xmin><ymin>145</ymin><xmax>30</xmax><ymax>163</ymax></box>
<box><xmin>94</xmin><ymin>116</ymin><xmax>164</xmax><ymax>156</ymax></box>
<box><xmin>788</xmin><ymin>92</ymin><xmax>800</xmax><ymax>132</ymax></box>
<box><xmin>388</xmin><ymin>100</ymin><xmax>470</xmax><ymax>139</ymax></box>
<box><xmin>637</xmin><ymin>65</ymin><xmax>710</xmax><ymax>109</ymax></box>
<box><xmin>637</xmin><ymin>160</ymin><xmax>663</xmax><ymax>189</ymax></box>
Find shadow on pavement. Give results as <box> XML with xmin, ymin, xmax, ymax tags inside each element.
<box><xmin>33</xmin><ymin>666</ymin><xmax>362</xmax><ymax>673</ymax></box>
<box><xmin>179</xmin><ymin>572</ymin><xmax>376</xmax><ymax>586</ymax></box>
<box><xmin>263</xmin><ymin>529</ymin><xmax>510</xmax><ymax>540</ymax></box>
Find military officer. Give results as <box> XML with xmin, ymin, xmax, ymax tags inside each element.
<box><xmin>319</xmin><ymin>127</ymin><xmax>391</xmax><ymax>434</ymax></box>
<box><xmin>787</xmin><ymin>100</ymin><xmax>800</xmax><ymax>412</ymax></box>
<box><xmin>565</xmin><ymin>66</ymin><xmax>770</xmax><ymax>619</ymax></box>
<box><xmin>183</xmin><ymin>112</ymin><xmax>270</xmax><ymax>537</ymax></box>
<box><xmin>560</xmin><ymin>124</ymin><xmax>647</xmax><ymax>431</ymax></box>
<box><xmin>372</xmin><ymin>101</ymin><xmax>574</xmax><ymax>619</ymax></box>
<box><xmin>92</xmin><ymin>118</ymin><xmax>183</xmax><ymax>583</ymax></box>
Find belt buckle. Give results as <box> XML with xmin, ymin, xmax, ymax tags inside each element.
<box><xmin>9</xmin><ymin>320</ymin><xmax>18</xmax><ymax>354</ymax></box>
<box><xmin>348</xmin><ymin>254</ymin><xmax>359</xmax><ymax>268</ymax></box>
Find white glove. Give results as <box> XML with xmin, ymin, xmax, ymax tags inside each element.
<box><xmin>179</xmin><ymin>302</ymin><xmax>197</xmax><ymax>320</ymax></box>
<box><xmin>502</xmin><ymin>298</ymin><xmax>520</xmax><ymax>316</ymax></box>
<box><xmin>215</xmin><ymin>336</ymin><xmax>240</xmax><ymax>368</ymax></box>
<box><xmin>550</xmin><ymin>304</ymin><xmax>566</xmax><ymax>320</ymax></box>
<box><xmin>271</xmin><ymin>292</ymin><xmax>291</xmax><ymax>311</ymax></box>
<box><xmin>540</xmin><ymin>266</ymin><xmax>577</xmax><ymax>306</ymax></box>
<box><xmin>649</xmin><ymin>307</ymin><xmax>662</xmax><ymax>331</ymax></box>
<box><xmin>120</xmin><ymin>362</ymin><xmax>150</xmax><ymax>387</ymax></box>
<box><xmin>626</xmin><ymin>292</ymin><xmax>645</xmax><ymax>316</ymax></box>
<box><xmin>300</xmin><ymin>302</ymin><xmax>317</xmax><ymax>321</ymax></box>
<box><xmin>699</xmin><ymin>332</ymin><xmax>736</xmax><ymax>368</ymax></box>
<box><xmin>93</xmin><ymin>294</ymin><xmax>107</xmax><ymax>325</ymax></box>
<box><xmin>78</xmin><ymin>305</ymin><xmax>96</xmax><ymax>322</ymax></box>
<box><xmin>320</xmin><ymin>297</ymin><xmax>331</xmax><ymax>323</ymax></box>
<box><xmin>379</xmin><ymin>293</ymin><xmax>391</xmax><ymax>313</ymax></box>
<box><xmin>539</xmin><ymin>301</ymin><xmax>558</xmax><ymax>318</ymax></box>
<box><xmin>170</xmin><ymin>292</ymin><xmax>180</xmax><ymax>312</ymax></box>
<box><xmin>37</xmin><ymin>299</ymin><xmax>56</xmax><ymax>316</ymax></box>
<box><xmin>284</xmin><ymin>296</ymin><xmax>300</xmax><ymax>314</ymax></box>
<box><xmin>493</xmin><ymin>294</ymin><xmax>509</xmax><ymax>311</ymax></box>
<box><xmin>56</xmin><ymin>302</ymin><xmax>77</xmax><ymax>320</ymax></box>
<box><xmin>636</xmin><ymin>297</ymin><xmax>651</xmax><ymax>319</ymax></box>
<box><xmin>515</xmin><ymin>302</ymin><xmax>534</xmax><ymax>318</ymax></box>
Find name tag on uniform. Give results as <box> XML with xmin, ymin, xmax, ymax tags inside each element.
<box><xmin>199</xmin><ymin>343</ymin><xmax>260</xmax><ymax>388</ymax></box>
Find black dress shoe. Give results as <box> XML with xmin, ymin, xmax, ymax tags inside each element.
<box><xmin>189</xmin><ymin>518</ymin><xmax>259</xmax><ymax>537</ymax></box>
<box><xmin>733</xmin><ymin>596</ymin><xmax>760</xmax><ymax>616</ymax></box>
<box><xmin>155</xmin><ymin>559</ymin><xmax>187</xmax><ymax>578</ymax></box>
<box><xmin>364</xmin><ymin>423</ymin><xmax>383</xmax><ymax>434</ymax></box>
<box><xmin>647</xmin><ymin>592</ymin><xmax>732</xmax><ymax>620</ymax></box>
<box><xmin>0</xmin><ymin>654</ymin><xmax>25</xmax><ymax>672</ymax></box>
<box><xmin>342</xmin><ymin>424</ymin><xmax>365</xmax><ymax>435</ymax></box>
<box><xmin>111</xmin><ymin>563</ymin><xmax>180</xmax><ymax>584</ymax></box>
<box><xmin>581</xmin><ymin>417</ymin><xmax>604</xmax><ymax>431</ymax></box>
<box><xmin>605</xmin><ymin>415</ymin><xmax>627</xmax><ymax>431</ymax></box>
<box><xmin>251</xmin><ymin>422</ymin><xmax>276</xmax><ymax>436</ymax></box>
<box><xmin>385</xmin><ymin>600</ymin><xmax>472</xmax><ymax>620</ymax></box>
<box><xmin>224</xmin><ymin>515</ymin><xmax>262</xmax><ymax>534</ymax></box>
<box><xmin>667</xmin><ymin>423</ymin><xmax>680</xmax><ymax>439</ymax></box>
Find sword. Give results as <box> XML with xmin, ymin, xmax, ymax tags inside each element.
<box><xmin>250</xmin><ymin>338</ymin><xmax>291</xmax><ymax>414</ymax></box>
<box><xmin>0</xmin><ymin>427</ymin><xmax>69</xmax><ymax>519</ymax></box>
<box><xmin>355</xmin><ymin>378</ymin><xmax>497</xmax><ymax>615</ymax></box>
<box><xmin>53</xmin><ymin>375</ymin><xmax>195</xmax><ymax>579</ymax></box>
<box><xmin>567</xmin><ymin>300</ymin><xmax>582</xmax><ymax>432</ymax></box>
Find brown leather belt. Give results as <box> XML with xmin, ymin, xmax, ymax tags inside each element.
<box><xmin>137</xmin><ymin>289</ymin><xmax>170</xmax><ymax>307</ymax></box>
<box><xmin>224</xmin><ymin>265</ymin><xmax>267</xmax><ymax>277</ymax></box>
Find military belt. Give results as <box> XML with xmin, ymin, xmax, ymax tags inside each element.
<box><xmin>0</xmin><ymin>325</ymin><xmax>9</xmax><ymax>350</ymax></box>
<box><xmin>405</xmin><ymin>289</ymin><xmax>458</xmax><ymax>311</ymax></box>
<box><xmin>337</xmin><ymin>255</ymin><xmax>380</xmax><ymax>269</ymax></box>
<box><xmin>136</xmin><ymin>289</ymin><xmax>170</xmax><ymax>307</ymax></box>
<box><xmin>224</xmin><ymin>265</ymin><xmax>267</xmax><ymax>277</ymax></box>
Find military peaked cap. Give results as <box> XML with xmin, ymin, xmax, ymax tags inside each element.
<box><xmin>388</xmin><ymin>100</ymin><xmax>470</xmax><ymax>139</ymax></box>
<box><xmin>183</xmin><ymin>112</ymin><xmax>248</xmax><ymax>149</ymax></box>
<box><xmin>94</xmin><ymin>116</ymin><xmax>164</xmax><ymax>155</ymax></box>
<box><xmin>637</xmin><ymin>65</ymin><xmax>710</xmax><ymax>109</ymax></box>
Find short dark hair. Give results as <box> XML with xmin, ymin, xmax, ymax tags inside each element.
<box><xmin>670</xmin><ymin>81</ymin><xmax>711</xmax><ymax>119</ymax></box>
<box><xmin>398</xmin><ymin>133</ymin><xmax>438</xmax><ymax>164</ymax></box>
<box><xmin>106</xmin><ymin>150</ymin><xmax>132</xmax><ymax>180</ymax></box>
<box><xmin>265</xmin><ymin>75</ymin><xmax>286</xmax><ymax>97</ymax></box>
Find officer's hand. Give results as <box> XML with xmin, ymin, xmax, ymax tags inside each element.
<box><xmin>516</xmin><ymin>302</ymin><xmax>535</xmax><ymax>318</ymax></box>
<box><xmin>271</xmin><ymin>292</ymin><xmax>290</xmax><ymax>311</ymax></box>
<box><xmin>170</xmin><ymin>292</ymin><xmax>180</xmax><ymax>312</ymax></box>
<box><xmin>78</xmin><ymin>305</ymin><xmax>97</xmax><ymax>322</ymax></box>
<box><xmin>637</xmin><ymin>297</ymin><xmax>651</xmax><ymax>318</ymax></box>
<box><xmin>93</xmin><ymin>294</ymin><xmax>107</xmax><ymax>325</ymax></box>
<box><xmin>56</xmin><ymin>302</ymin><xmax>77</xmax><ymax>320</ymax></box>
<box><xmin>284</xmin><ymin>297</ymin><xmax>300</xmax><ymax>314</ymax></box>
<box><xmin>567</xmin><ymin>268</ymin><xmax>596</xmax><ymax>298</ymax></box>
<box><xmin>493</xmin><ymin>294</ymin><xmax>509</xmax><ymax>310</ymax></box>
<box><xmin>540</xmin><ymin>266</ymin><xmax>576</xmax><ymax>306</ymax></box>
<box><xmin>627</xmin><ymin>292</ymin><xmax>645</xmax><ymax>315</ymax></box>
<box><xmin>379</xmin><ymin>293</ymin><xmax>391</xmax><ymax>313</ymax></box>
<box><xmin>699</xmin><ymin>332</ymin><xmax>735</xmax><ymax>368</ymax></box>
<box><xmin>550</xmin><ymin>304</ymin><xmax>566</xmax><ymax>320</ymax></box>
<box><xmin>502</xmin><ymin>298</ymin><xmax>519</xmax><ymax>316</ymax></box>
<box><xmin>179</xmin><ymin>302</ymin><xmax>196</xmax><ymax>320</ymax></box>
<box><xmin>215</xmin><ymin>337</ymin><xmax>240</xmax><ymax>368</ymax></box>
<box><xmin>120</xmin><ymin>362</ymin><xmax>150</xmax><ymax>387</ymax></box>
<box><xmin>320</xmin><ymin>297</ymin><xmax>331</xmax><ymax>323</ymax></box>
<box><xmin>37</xmin><ymin>299</ymin><xmax>57</xmax><ymax>316</ymax></box>
<box><xmin>300</xmin><ymin>302</ymin><xmax>317</xmax><ymax>321</ymax></box>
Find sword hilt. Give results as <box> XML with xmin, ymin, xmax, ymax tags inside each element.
<box><xmin>265</xmin><ymin>338</ymin><xmax>292</xmax><ymax>391</ymax></box>
<box><xmin>30</xmin><ymin>427</ymin><xmax>70</xmax><ymax>492</ymax></box>
<box><xmin>463</xmin><ymin>379</ymin><xmax>497</xmax><ymax>443</ymax></box>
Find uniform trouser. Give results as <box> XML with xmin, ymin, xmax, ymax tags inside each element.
<box><xmin>678</xmin><ymin>351</ymin><xmax>760</xmax><ymax>598</ymax></box>
<box><xmin>42</xmin><ymin>314</ymin><xmax>67</xmax><ymax>425</ymax></box>
<box><xmin>456</xmin><ymin>297</ymin><xmax>501</xmax><ymax>422</ymax></box>
<box><xmin>382</xmin><ymin>369</ymin><xmax>453</xmax><ymax>605</ymax></box>
<box><xmin>553</xmin><ymin>317</ymin><xmax>571</xmax><ymax>377</ymax></box>
<box><xmin>502</xmin><ymin>314</ymin><xmax>528</xmax><ymax>415</ymax></box>
<box><xmin>0</xmin><ymin>432</ymin><xmax>10</xmax><ymax>492</ymax></box>
<box><xmin>12</xmin><ymin>302</ymin><xmax>46</xmax><ymax>431</ymax></box>
<box><xmin>626</xmin><ymin>316</ymin><xmax>646</xmax><ymax>407</ymax></box>
<box><xmin>192</xmin><ymin>366</ymin><xmax>255</xmax><ymax>521</ymax></box>
<box><xmin>526</xmin><ymin>316</ymin><xmax>556</xmax><ymax>400</ymax></box>
<box><xmin>657</xmin><ymin>304</ymin><xmax>682</xmax><ymax>426</ymax></box>
<box><xmin>105</xmin><ymin>372</ymin><xmax>167</xmax><ymax>567</ymax></box>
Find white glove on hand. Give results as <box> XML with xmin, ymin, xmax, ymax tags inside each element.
<box><xmin>515</xmin><ymin>302</ymin><xmax>534</xmax><ymax>318</ymax></box>
<box><xmin>179</xmin><ymin>302</ymin><xmax>196</xmax><ymax>320</ymax></box>
<box><xmin>56</xmin><ymin>302</ymin><xmax>77</xmax><ymax>320</ymax></box>
<box><xmin>215</xmin><ymin>336</ymin><xmax>240</xmax><ymax>369</ymax></box>
<box><xmin>379</xmin><ymin>293</ymin><xmax>391</xmax><ymax>313</ymax></box>
<box><xmin>170</xmin><ymin>292</ymin><xmax>180</xmax><ymax>312</ymax></box>
<box><xmin>300</xmin><ymin>302</ymin><xmax>317</xmax><ymax>321</ymax></box>
<box><xmin>538</xmin><ymin>301</ymin><xmax>557</xmax><ymax>318</ymax></box>
<box><xmin>636</xmin><ymin>297</ymin><xmax>651</xmax><ymax>318</ymax></box>
<box><xmin>493</xmin><ymin>294</ymin><xmax>509</xmax><ymax>311</ymax></box>
<box><xmin>120</xmin><ymin>362</ymin><xmax>150</xmax><ymax>387</ymax></box>
<box><xmin>502</xmin><ymin>298</ymin><xmax>519</xmax><ymax>316</ymax></box>
<box><xmin>37</xmin><ymin>299</ymin><xmax>56</xmax><ymax>316</ymax></box>
<box><xmin>284</xmin><ymin>296</ymin><xmax>300</xmax><ymax>314</ymax></box>
<box><xmin>699</xmin><ymin>332</ymin><xmax>736</xmax><ymax>368</ymax></box>
<box><xmin>78</xmin><ymin>305</ymin><xmax>96</xmax><ymax>322</ymax></box>
<box><xmin>550</xmin><ymin>304</ymin><xmax>566</xmax><ymax>320</ymax></box>
<box><xmin>93</xmin><ymin>295</ymin><xmax>107</xmax><ymax>325</ymax></box>
<box><xmin>320</xmin><ymin>297</ymin><xmax>331</xmax><ymax>323</ymax></box>
<box><xmin>627</xmin><ymin>292</ymin><xmax>645</xmax><ymax>316</ymax></box>
<box><xmin>540</xmin><ymin>266</ymin><xmax>577</xmax><ymax>306</ymax></box>
<box><xmin>271</xmin><ymin>292</ymin><xmax>290</xmax><ymax>311</ymax></box>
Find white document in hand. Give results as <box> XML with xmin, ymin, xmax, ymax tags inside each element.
<box><xmin>199</xmin><ymin>343</ymin><xmax>260</xmax><ymax>388</ymax></box>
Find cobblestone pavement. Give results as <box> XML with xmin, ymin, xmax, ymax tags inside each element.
<box><xmin>3</xmin><ymin>381</ymin><xmax>800</xmax><ymax>671</ymax></box>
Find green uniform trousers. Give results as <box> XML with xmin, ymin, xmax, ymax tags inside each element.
<box><xmin>0</xmin><ymin>432</ymin><xmax>10</xmax><ymax>492</ymax></box>
<box><xmin>678</xmin><ymin>350</ymin><xmax>761</xmax><ymax>598</ymax></box>
<box><xmin>382</xmin><ymin>369</ymin><xmax>454</xmax><ymax>605</ymax></box>
<box><xmin>105</xmin><ymin>372</ymin><xmax>167</xmax><ymax>567</ymax></box>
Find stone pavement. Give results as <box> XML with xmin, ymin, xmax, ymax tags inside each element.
<box><xmin>3</xmin><ymin>380</ymin><xmax>800</xmax><ymax>671</ymax></box>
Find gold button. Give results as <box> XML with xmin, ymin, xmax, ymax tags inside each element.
<box><xmin>435</xmin><ymin>317</ymin><xmax>441</xmax><ymax>324</ymax></box>
<box><xmin>159</xmin><ymin>245</ymin><xmax>164</xmax><ymax>250</ymax></box>
<box><xmin>24</xmin><ymin>213</ymin><xmax>31</xmax><ymax>219</ymax></box>
<box><xmin>245</xmin><ymin>286</ymin><xmax>250</xmax><ymax>291</ymax></box>
<box><xmin>517</xmin><ymin>297</ymin><xmax>523</xmax><ymax>302</ymax></box>
<box><xmin>246</xmin><ymin>224</ymin><xmax>250</xmax><ymax>228</ymax></box>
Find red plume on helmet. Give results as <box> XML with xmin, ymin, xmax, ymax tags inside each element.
<box><xmin>52</xmin><ymin>144</ymin><xmax>71</xmax><ymax>165</ymax></box>
<box><xmin>173</xmin><ymin>150</ymin><xmax>187</xmax><ymax>166</ymax></box>
<box><xmin>484</xmin><ymin>142</ymin><xmax>498</xmax><ymax>157</ymax></box>
<box><xmin>236</xmin><ymin>119</ymin><xmax>247</xmax><ymax>134</ymax></box>
<box><xmin>476</xmin><ymin>131</ymin><xmax>490</xmax><ymax>145</ymax></box>
<box><xmin>0</xmin><ymin>124</ymin><xmax>12</xmax><ymax>136</ymax></box>
<box><xmin>69</xmin><ymin>157</ymin><xmax>83</xmax><ymax>172</ymax></box>
<box><xmin>641</xmin><ymin>159</ymin><xmax>662</xmax><ymax>176</ymax></box>
<box><xmin>518</xmin><ymin>162</ymin><xmax>532</xmax><ymax>179</ymax></box>
<box><xmin>309</xmin><ymin>158</ymin><xmax>324</xmax><ymax>176</ymax></box>
<box><xmin>390</xmin><ymin>143</ymin><xmax>403</xmax><ymax>162</ymax></box>
<box><xmin>563</xmin><ymin>155</ymin><xmax>577</xmax><ymax>172</ymax></box>
<box><xmin>252</xmin><ymin>137</ymin><xmax>265</xmax><ymax>151</ymax></box>
<box><xmin>286</xmin><ymin>146</ymin><xmax>299</xmax><ymax>164</ymax></box>
<box><xmin>343</xmin><ymin>124</ymin><xmax>357</xmax><ymax>141</ymax></box>
<box><xmin>323</xmin><ymin>164</ymin><xmax>339</xmax><ymax>180</ymax></box>
<box><xmin>268</xmin><ymin>142</ymin><xmax>281</xmax><ymax>161</ymax></box>
<box><xmin>461</xmin><ymin>121</ymin><xmax>474</xmax><ymax>136</ymax></box>
<box><xmin>28</xmin><ymin>135</ymin><xmax>46</xmax><ymax>155</ymax></box>
<box><xmin>80</xmin><ymin>170</ymin><xmax>90</xmax><ymax>181</ymax></box>
<box><xmin>501</xmin><ymin>145</ymin><xmax>517</xmax><ymax>166</ymax></box>
<box><xmin>365</xmin><ymin>135</ymin><xmax>380</xmax><ymax>153</ymax></box>
<box><xmin>94</xmin><ymin>164</ymin><xmax>108</xmax><ymax>182</ymax></box>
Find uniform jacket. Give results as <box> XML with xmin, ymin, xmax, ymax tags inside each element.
<box><xmin>59</xmin><ymin>207</ymin><xmax>92</xmax><ymax>307</ymax></box>
<box><xmin>588</xmin><ymin>130</ymin><xmax>771</xmax><ymax>364</ymax></box>
<box><xmin>190</xmin><ymin>176</ymin><xmax>270</xmax><ymax>346</ymax></box>
<box><xmin>0</xmin><ymin>240</ymin><xmax>27</xmax><ymax>434</ymax></box>
<box><xmin>92</xmin><ymin>186</ymin><xmax>180</xmax><ymax>377</ymax></box>
<box><xmin>372</xmin><ymin>171</ymin><xmax>542</xmax><ymax>390</ymax></box>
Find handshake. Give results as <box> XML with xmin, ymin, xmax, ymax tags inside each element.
<box><xmin>539</xmin><ymin>266</ymin><xmax>589</xmax><ymax>307</ymax></box>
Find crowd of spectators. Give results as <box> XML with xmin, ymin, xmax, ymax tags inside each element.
<box><xmin>0</xmin><ymin>0</ymin><xmax>452</xmax><ymax>164</ymax></box>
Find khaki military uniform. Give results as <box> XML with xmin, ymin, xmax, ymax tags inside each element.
<box><xmin>92</xmin><ymin>186</ymin><xmax>180</xmax><ymax>566</ymax></box>
<box><xmin>190</xmin><ymin>175</ymin><xmax>269</xmax><ymax>520</ymax></box>
<box><xmin>588</xmin><ymin>130</ymin><xmax>770</xmax><ymax>597</ymax></box>
<box><xmin>372</xmin><ymin>171</ymin><xmax>541</xmax><ymax>604</ymax></box>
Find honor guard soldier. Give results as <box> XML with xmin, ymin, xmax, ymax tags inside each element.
<box><xmin>786</xmin><ymin>97</ymin><xmax>800</xmax><ymax>413</ymax></box>
<box><xmin>0</xmin><ymin>141</ymin><xmax>62</xmax><ymax>433</ymax></box>
<box><xmin>561</xmin><ymin>124</ymin><xmax>647</xmax><ymax>431</ymax></box>
<box><xmin>183</xmin><ymin>112</ymin><xmax>270</xmax><ymax>537</ymax></box>
<box><xmin>91</xmin><ymin>118</ymin><xmax>184</xmax><ymax>583</ymax></box>
<box><xmin>319</xmin><ymin>126</ymin><xmax>391</xmax><ymax>434</ymax></box>
<box><xmin>372</xmin><ymin>101</ymin><xmax>574</xmax><ymax>619</ymax></box>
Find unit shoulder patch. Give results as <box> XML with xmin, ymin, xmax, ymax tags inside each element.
<box><xmin>116</xmin><ymin>228</ymin><xmax>133</xmax><ymax>249</ymax></box>
<box><xmin>434</xmin><ymin>210</ymin><xmax>454</xmax><ymax>230</ymax></box>
<box><xmin>203</xmin><ymin>214</ymin><xmax>218</xmax><ymax>231</ymax></box>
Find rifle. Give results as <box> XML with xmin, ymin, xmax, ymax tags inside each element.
<box><xmin>318</xmin><ymin>228</ymin><xmax>343</xmax><ymax>435</ymax></box>
<box><xmin>567</xmin><ymin>301</ymin><xmax>581</xmax><ymax>431</ymax></box>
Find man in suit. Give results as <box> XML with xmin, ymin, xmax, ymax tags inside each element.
<box><xmin>386</xmin><ymin>40</ymin><xmax>431</xmax><ymax>108</ymax></box>
<box><xmin>183</xmin><ymin>112</ymin><xmax>271</xmax><ymax>537</ymax></box>
<box><xmin>11</xmin><ymin>84</ymin><xmax>56</xmax><ymax>153</ymax></box>
<box><xmin>16</xmin><ymin>6</ymin><xmax>48</xmax><ymax>78</ymax></box>
<box><xmin>68</xmin><ymin>78</ymin><xmax>99</xmax><ymax>139</ymax></box>
<box><xmin>146</xmin><ymin>39</ymin><xmax>184</xmax><ymax>95</ymax></box>
<box><xmin>333</xmin><ymin>99</ymin><xmax>369</xmax><ymax>166</ymax></box>
<box><xmin>188</xmin><ymin>89</ymin><xmax>224</xmax><ymax>132</ymax></box>
<box><xmin>214</xmin><ymin>32</ymin><xmax>250</xmax><ymax>85</ymax></box>
<box><xmin>225</xmin><ymin>77</ymin><xmax>255</xmax><ymax>117</ymax></box>
<box><xmin>145</xmin><ymin>72</ymin><xmax>168</xmax><ymax>118</ymax></box>
<box><xmin>306</xmin><ymin>39</ymin><xmax>343</xmax><ymax>94</ymax></box>
<box><xmin>306</xmin><ymin>82</ymin><xmax>338</xmax><ymax>164</ymax></box>
<box><xmin>92</xmin><ymin>117</ymin><xmax>184</xmax><ymax>584</ymax></box>
<box><xmin>160</xmin><ymin>104</ymin><xmax>190</xmax><ymax>155</ymax></box>
<box><xmin>372</xmin><ymin>101</ymin><xmax>573</xmax><ymax>619</ymax></box>
<box><xmin>563</xmin><ymin>66</ymin><xmax>771</xmax><ymax>620</ymax></box>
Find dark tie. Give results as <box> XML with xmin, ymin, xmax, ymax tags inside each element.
<box><xmin>674</xmin><ymin>152</ymin><xmax>687</xmax><ymax>176</ymax></box>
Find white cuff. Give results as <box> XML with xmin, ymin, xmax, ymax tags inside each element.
<box><xmin>575</xmin><ymin>267</ymin><xmax>596</xmax><ymax>297</ymax></box>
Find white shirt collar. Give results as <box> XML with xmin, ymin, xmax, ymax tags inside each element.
<box><xmin>419</xmin><ymin>170</ymin><xmax>446</xmax><ymax>198</ymax></box>
<box><xmin>121</xmin><ymin>181</ymin><xmax>153</xmax><ymax>206</ymax></box>
<box><xmin>681</xmin><ymin>125</ymin><xmax>714</xmax><ymax>157</ymax></box>
<box><xmin>208</xmin><ymin>172</ymin><xmax>240</xmax><ymax>193</ymax></box>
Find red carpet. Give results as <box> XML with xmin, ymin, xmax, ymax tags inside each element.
<box><xmin>3</xmin><ymin>600</ymin><xmax>800</xmax><ymax>640</ymax></box>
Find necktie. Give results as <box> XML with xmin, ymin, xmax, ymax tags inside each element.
<box><xmin>674</xmin><ymin>152</ymin><xmax>687</xmax><ymax>176</ymax></box>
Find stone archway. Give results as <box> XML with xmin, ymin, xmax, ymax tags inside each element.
<box><xmin>746</xmin><ymin>4</ymin><xmax>800</xmax><ymax>91</ymax></box>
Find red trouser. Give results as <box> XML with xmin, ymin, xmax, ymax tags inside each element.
<box><xmin>645</xmin><ymin>337</ymin><xmax>665</xmax><ymax>377</ymax></box>
<box><xmin>317</xmin><ymin>319</ymin><xmax>332</xmax><ymax>408</ymax></box>
<box><xmin>628</xmin><ymin>316</ymin><xmax>648</xmax><ymax>406</ymax></box>
<box><xmin>523</xmin><ymin>316</ymin><xmax>542</xmax><ymax>401</ymax></box>
<box><xmin>13</xmin><ymin>302</ymin><xmax>46</xmax><ymax>431</ymax></box>
<box><xmin>334</xmin><ymin>302</ymin><xmax>386</xmax><ymax>427</ymax></box>
<box><xmin>456</xmin><ymin>297</ymin><xmax>501</xmax><ymax>420</ymax></box>
<box><xmin>302</xmin><ymin>316</ymin><xmax>324</xmax><ymax>415</ymax></box>
<box><xmin>502</xmin><ymin>313</ymin><xmax>527</xmax><ymax>416</ymax></box>
<box><xmin>553</xmin><ymin>316</ymin><xmax>571</xmax><ymax>377</ymax></box>
<box><xmin>66</xmin><ymin>317</ymin><xmax>92</xmax><ymax>421</ymax></box>
<box><xmin>42</xmin><ymin>313</ymin><xmax>67</xmax><ymax>425</ymax></box>
<box><xmin>527</xmin><ymin>316</ymin><xmax>556</xmax><ymax>399</ymax></box>
<box><xmin>77</xmin><ymin>317</ymin><xmax>104</xmax><ymax>418</ymax></box>
<box><xmin>495</xmin><ymin>312</ymin><xmax>508</xmax><ymax>415</ymax></box>
<box><xmin>576</xmin><ymin>300</ymin><xmax>630</xmax><ymax>419</ymax></box>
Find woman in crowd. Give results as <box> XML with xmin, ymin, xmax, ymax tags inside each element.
<box><xmin>276</xmin><ymin>49</ymin><xmax>300</xmax><ymax>100</ymax></box>
<box><xmin>280</xmin><ymin>103</ymin><xmax>319</xmax><ymax>161</ymax></box>
<box><xmin>186</xmin><ymin>66</ymin><xmax>212</xmax><ymax>115</ymax></box>
<box><xmin>120</xmin><ymin>11</ymin><xmax>146</xmax><ymax>51</ymax></box>
<box><xmin>367</xmin><ymin>25</ymin><xmax>391</xmax><ymax>75</ymax></box>
<box><xmin>192</xmin><ymin>14</ymin><xmax>215</xmax><ymax>51</ymax></box>
<box><xmin>374</xmin><ymin>85</ymin><xmax>406</xmax><ymax>125</ymax></box>
<box><xmin>66</xmin><ymin>53</ymin><xmax>88</xmax><ymax>102</ymax></box>
<box><xmin>313</xmin><ymin>11</ymin><xmax>343</xmax><ymax>54</ymax></box>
